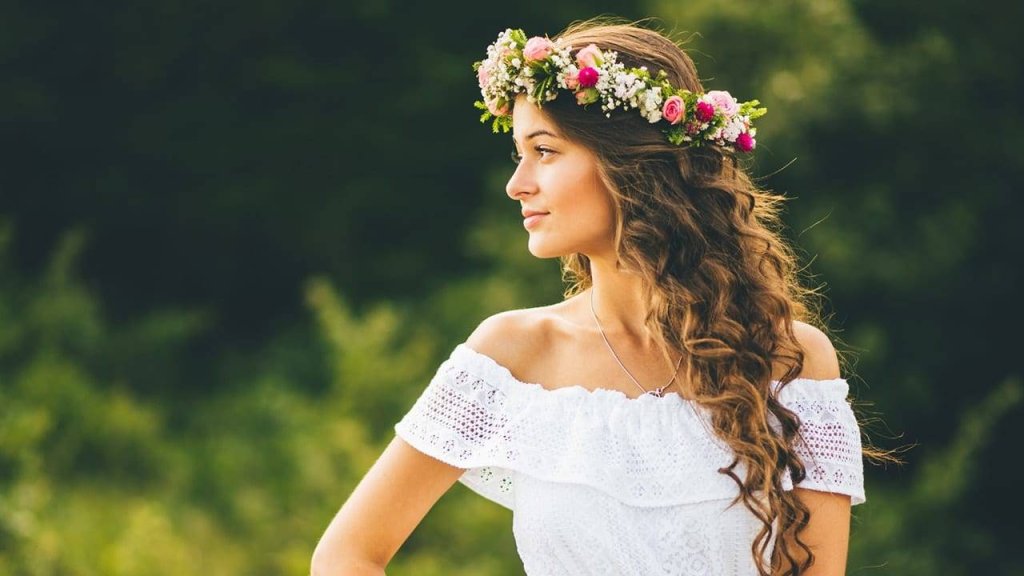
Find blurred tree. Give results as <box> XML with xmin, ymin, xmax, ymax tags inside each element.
<box><xmin>0</xmin><ymin>224</ymin><xmax>526</xmax><ymax>574</ymax></box>
<box><xmin>0</xmin><ymin>1</ymin><xmax>645</xmax><ymax>368</ymax></box>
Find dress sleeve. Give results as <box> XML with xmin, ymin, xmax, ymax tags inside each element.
<box><xmin>775</xmin><ymin>378</ymin><xmax>866</xmax><ymax>505</ymax></box>
<box><xmin>393</xmin><ymin>348</ymin><xmax>517</xmax><ymax>508</ymax></box>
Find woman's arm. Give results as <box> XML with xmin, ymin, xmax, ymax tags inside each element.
<box><xmin>312</xmin><ymin>313</ymin><xmax>526</xmax><ymax>574</ymax></box>
<box><xmin>779</xmin><ymin>488</ymin><xmax>852</xmax><ymax>575</ymax></box>
<box><xmin>774</xmin><ymin>321</ymin><xmax>852</xmax><ymax>575</ymax></box>
<box><xmin>310</xmin><ymin>436</ymin><xmax>466</xmax><ymax>575</ymax></box>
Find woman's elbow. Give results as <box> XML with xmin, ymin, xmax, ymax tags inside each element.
<box><xmin>310</xmin><ymin>544</ymin><xmax>386</xmax><ymax>576</ymax></box>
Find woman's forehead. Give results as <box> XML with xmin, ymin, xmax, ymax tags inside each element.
<box><xmin>512</xmin><ymin>102</ymin><xmax>562</xmax><ymax>143</ymax></box>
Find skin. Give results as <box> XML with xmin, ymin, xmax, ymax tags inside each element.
<box><xmin>311</xmin><ymin>94</ymin><xmax>852</xmax><ymax>575</ymax></box>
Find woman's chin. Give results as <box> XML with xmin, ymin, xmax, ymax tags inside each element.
<box><xmin>527</xmin><ymin>239</ymin><xmax>568</xmax><ymax>259</ymax></box>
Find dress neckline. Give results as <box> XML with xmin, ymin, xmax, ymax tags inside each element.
<box><xmin>454</xmin><ymin>343</ymin><xmax>688</xmax><ymax>403</ymax></box>
<box><xmin>453</xmin><ymin>343</ymin><xmax>848</xmax><ymax>405</ymax></box>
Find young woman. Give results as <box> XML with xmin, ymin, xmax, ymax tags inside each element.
<box><xmin>313</xmin><ymin>19</ymin><xmax>867</xmax><ymax>576</ymax></box>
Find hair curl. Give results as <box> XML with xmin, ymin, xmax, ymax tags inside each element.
<box><xmin>532</xmin><ymin>17</ymin><xmax>863</xmax><ymax>575</ymax></box>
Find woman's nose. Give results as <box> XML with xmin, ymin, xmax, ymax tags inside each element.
<box><xmin>505</xmin><ymin>162</ymin><xmax>538</xmax><ymax>199</ymax></box>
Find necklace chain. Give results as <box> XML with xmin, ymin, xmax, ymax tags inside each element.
<box><xmin>590</xmin><ymin>289</ymin><xmax>683</xmax><ymax>398</ymax></box>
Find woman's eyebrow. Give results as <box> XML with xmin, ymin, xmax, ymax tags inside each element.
<box><xmin>512</xmin><ymin>129</ymin><xmax>561</xmax><ymax>148</ymax></box>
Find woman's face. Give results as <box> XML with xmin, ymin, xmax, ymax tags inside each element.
<box><xmin>506</xmin><ymin>95</ymin><xmax>616</xmax><ymax>259</ymax></box>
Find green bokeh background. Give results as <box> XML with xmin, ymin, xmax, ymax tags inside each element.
<box><xmin>1</xmin><ymin>1</ymin><xmax>1020</xmax><ymax>574</ymax></box>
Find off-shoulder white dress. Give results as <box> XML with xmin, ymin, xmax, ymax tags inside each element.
<box><xmin>394</xmin><ymin>343</ymin><xmax>865</xmax><ymax>575</ymax></box>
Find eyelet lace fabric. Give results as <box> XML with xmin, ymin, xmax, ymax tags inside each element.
<box><xmin>394</xmin><ymin>344</ymin><xmax>866</xmax><ymax>575</ymax></box>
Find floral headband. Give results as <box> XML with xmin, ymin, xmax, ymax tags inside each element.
<box><xmin>473</xmin><ymin>28</ymin><xmax>767</xmax><ymax>153</ymax></box>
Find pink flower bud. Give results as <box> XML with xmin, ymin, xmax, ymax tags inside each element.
<box><xmin>575</xmin><ymin>44</ymin><xmax>603</xmax><ymax>68</ymax></box>
<box><xmin>477</xmin><ymin>66</ymin><xmax>490</xmax><ymax>89</ymax></box>
<box><xmin>695</xmin><ymin>101</ymin><xmax>715</xmax><ymax>123</ymax></box>
<box><xmin>575</xmin><ymin>88</ymin><xmax>599</xmax><ymax>105</ymax></box>
<box><xmin>662</xmin><ymin>95</ymin><xmax>685</xmax><ymax>125</ymax></box>
<box><xmin>487</xmin><ymin>98</ymin><xmax>509</xmax><ymax>117</ymax></box>
<box><xmin>735</xmin><ymin>132</ymin><xmax>755</xmax><ymax>152</ymax></box>
<box><xmin>564</xmin><ymin>70</ymin><xmax>580</xmax><ymax>90</ymax></box>
<box><xmin>523</xmin><ymin>37</ymin><xmax>554</xmax><ymax>61</ymax></box>
<box><xmin>577</xmin><ymin>66</ymin><xmax>599</xmax><ymax>88</ymax></box>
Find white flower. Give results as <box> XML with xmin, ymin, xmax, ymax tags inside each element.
<box><xmin>720</xmin><ymin>117</ymin><xmax>745</xmax><ymax>142</ymax></box>
<box><xmin>640</xmin><ymin>87</ymin><xmax>664</xmax><ymax>116</ymax></box>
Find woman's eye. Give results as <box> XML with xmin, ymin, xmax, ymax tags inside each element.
<box><xmin>535</xmin><ymin>146</ymin><xmax>555</xmax><ymax>158</ymax></box>
<box><xmin>510</xmin><ymin>147</ymin><xmax>554</xmax><ymax>164</ymax></box>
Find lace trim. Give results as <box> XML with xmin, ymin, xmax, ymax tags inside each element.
<box><xmin>776</xmin><ymin>379</ymin><xmax>866</xmax><ymax>504</ymax></box>
<box><xmin>394</xmin><ymin>344</ymin><xmax>866</xmax><ymax>508</ymax></box>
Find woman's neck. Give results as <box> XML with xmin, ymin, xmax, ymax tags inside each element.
<box><xmin>587</xmin><ymin>255</ymin><xmax>658</xmax><ymax>349</ymax></box>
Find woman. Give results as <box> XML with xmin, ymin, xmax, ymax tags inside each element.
<box><xmin>312</xmin><ymin>19</ymin><xmax>868</xmax><ymax>576</ymax></box>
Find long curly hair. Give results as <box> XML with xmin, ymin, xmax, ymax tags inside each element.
<box><xmin>538</xmin><ymin>18</ymin><xmax>850</xmax><ymax>575</ymax></box>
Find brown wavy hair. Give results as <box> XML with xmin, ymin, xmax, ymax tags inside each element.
<box><xmin>530</xmin><ymin>17</ymin><xmax>873</xmax><ymax>575</ymax></box>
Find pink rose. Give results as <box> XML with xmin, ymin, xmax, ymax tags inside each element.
<box><xmin>695</xmin><ymin>101</ymin><xmax>715</xmax><ymax>123</ymax></box>
<box><xmin>523</xmin><ymin>37</ymin><xmax>554</xmax><ymax>61</ymax></box>
<box><xmin>564</xmin><ymin>70</ymin><xmax>579</xmax><ymax>90</ymax></box>
<box><xmin>705</xmin><ymin>90</ymin><xmax>739</xmax><ymax>117</ymax></box>
<box><xmin>735</xmin><ymin>132</ymin><xmax>755</xmax><ymax>152</ymax></box>
<box><xmin>477</xmin><ymin>66</ymin><xmax>490</xmax><ymax>89</ymax></box>
<box><xmin>575</xmin><ymin>44</ymin><xmax>603</xmax><ymax>68</ymax></box>
<box><xmin>486</xmin><ymin>98</ymin><xmax>509</xmax><ymax>117</ymax></box>
<box><xmin>662</xmin><ymin>95</ymin><xmax>685</xmax><ymax>125</ymax></box>
<box><xmin>577</xmin><ymin>66</ymin><xmax>599</xmax><ymax>88</ymax></box>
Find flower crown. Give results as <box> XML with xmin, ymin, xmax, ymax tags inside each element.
<box><xmin>473</xmin><ymin>28</ymin><xmax>767</xmax><ymax>153</ymax></box>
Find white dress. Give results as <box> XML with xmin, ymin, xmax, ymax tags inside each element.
<box><xmin>394</xmin><ymin>343</ymin><xmax>866</xmax><ymax>576</ymax></box>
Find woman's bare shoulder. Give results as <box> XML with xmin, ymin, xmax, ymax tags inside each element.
<box><xmin>464</xmin><ymin>306</ymin><xmax>562</xmax><ymax>375</ymax></box>
<box><xmin>769</xmin><ymin>320</ymin><xmax>841</xmax><ymax>381</ymax></box>
<box><xmin>789</xmin><ymin>320</ymin><xmax>841</xmax><ymax>380</ymax></box>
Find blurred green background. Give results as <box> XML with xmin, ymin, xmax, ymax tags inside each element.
<box><xmin>1</xmin><ymin>0</ymin><xmax>1020</xmax><ymax>574</ymax></box>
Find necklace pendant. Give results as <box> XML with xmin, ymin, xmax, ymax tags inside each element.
<box><xmin>648</xmin><ymin>387</ymin><xmax>665</xmax><ymax>398</ymax></box>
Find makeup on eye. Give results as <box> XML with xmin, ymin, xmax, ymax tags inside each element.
<box><xmin>510</xmin><ymin>145</ymin><xmax>557</xmax><ymax>164</ymax></box>
<box><xmin>510</xmin><ymin>128</ymin><xmax>563</xmax><ymax>156</ymax></box>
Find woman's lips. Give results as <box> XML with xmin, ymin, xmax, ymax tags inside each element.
<box><xmin>523</xmin><ymin>213</ymin><xmax>548</xmax><ymax>229</ymax></box>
